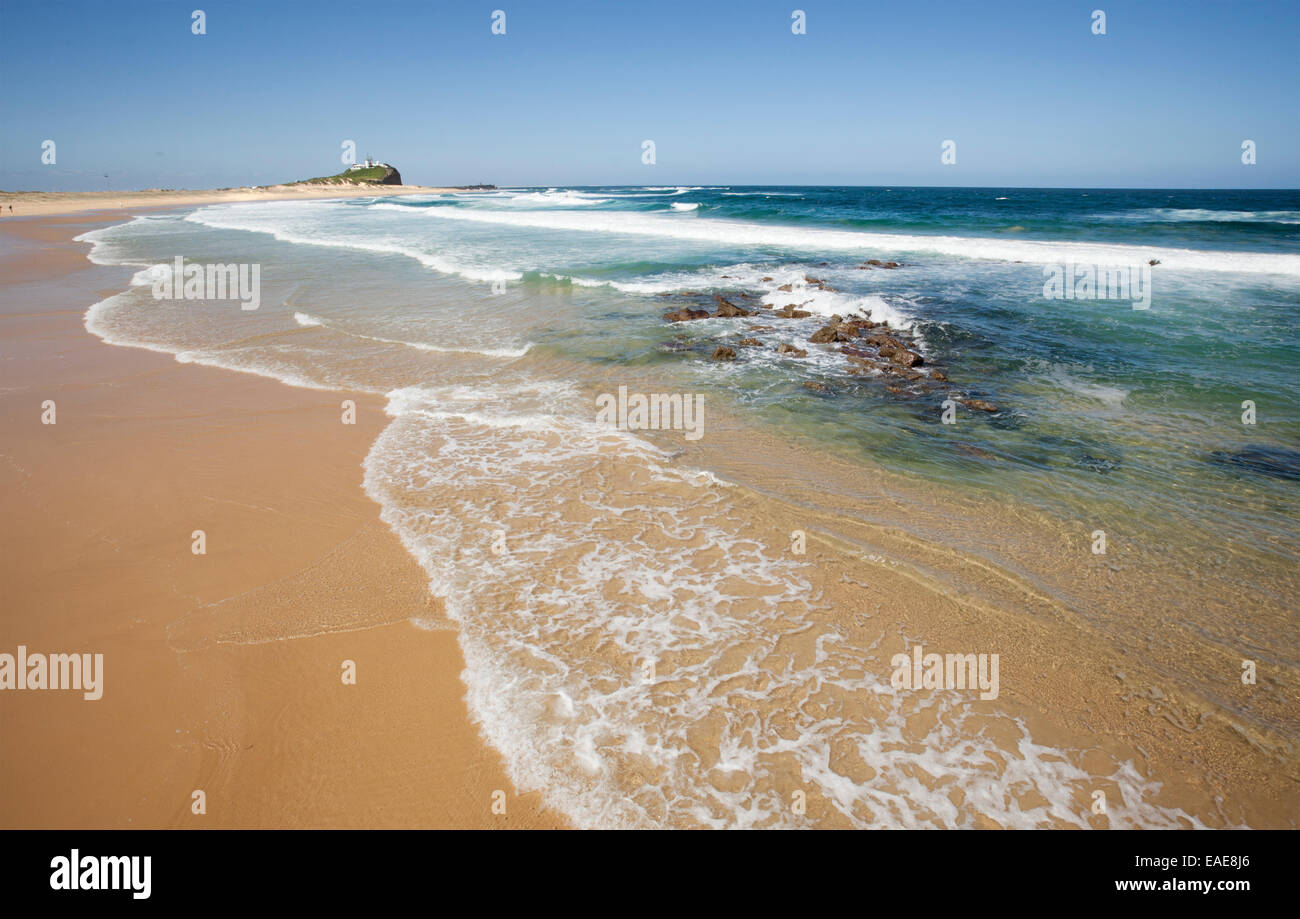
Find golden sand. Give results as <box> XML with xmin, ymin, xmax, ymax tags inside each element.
<box><xmin>0</xmin><ymin>215</ymin><xmax>563</xmax><ymax>828</ymax></box>
<box><xmin>0</xmin><ymin>184</ymin><xmax>464</xmax><ymax>219</ymax></box>
<box><xmin>1</xmin><ymin>212</ymin><xmax>1295</xmax><ymax>829</ymax></box>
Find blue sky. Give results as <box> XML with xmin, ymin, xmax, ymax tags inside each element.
<box><xmin>1</xmin><ymin>0</ymin><xmax>1296</xmax><ymax>190</ymax></box>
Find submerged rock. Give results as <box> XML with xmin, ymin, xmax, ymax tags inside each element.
<box><xmin>803</xmin><ymin>381</ymin><xmax>830</xmax><ymax>393</ymax></box>
<box><xmin>711</xmin><ymin>346</ymin><xmax>737</xmax><ymax>361</ymax></box>
<box><xmin>1211</xmin><ymin>445</ymin><xmax>1300</xmax><ymax>481</ymax></box>
<box><xmin>777</xmin><ymin>343</ymin><xmax>808</xmax><ymax>357</ymax></box>
<box><xmin>736</xmin><ymin>337</ymin><xmax>764</xmax><ymax>347</ymax></box>
<box><xmin>664</xmin><ymin>307</ymin><xmax>710</xmax><ymax>322</ymax></box>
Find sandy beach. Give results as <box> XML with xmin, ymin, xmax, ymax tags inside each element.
<box><xmin>1</xmin><ymin>200</ymin><xmax>1296</xmax><ymax>830</ymax></box>
<box><xmin>0</xmin><ymin>213</ymin><xmax>563</xmax><ymax>828</ymax></box>
<box><xmin>0</xmin><ymin>184</ymin><xmax>466</xmax><ymax>219</ymax></box>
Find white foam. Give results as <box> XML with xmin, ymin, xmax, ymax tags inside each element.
<box><xmin>1104</xmin><ymin>207</ymin><xmax>1300</xmax><ymax>225</ymax></box>
<box><xmin>411</xmin><ymin>206</ymin><xmax>1300</xmax><ymax>276</ymax></box>
<box><xmin>185</xmin><ymin>207</ymin><xmax>523</xmax><ymax>283</ymax></box>
<box><xmin>294</xmin><ymin>311</ymin><xmax>531</xmax><ymax>358</ymax></box>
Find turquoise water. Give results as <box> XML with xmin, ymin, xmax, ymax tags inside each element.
<box><xmin>173</xmin><ymin>186</ymin><xmax>1300</xmax><ymax>545</ymax></box>
<box><xmin>73</xmin><ymin>186</ymin><xmax>1300</xmax><ymax>827</ymax></box>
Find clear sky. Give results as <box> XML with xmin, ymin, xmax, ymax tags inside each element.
<box><xmin>1</xmin><ymin>0</ymin><xmax>1296</xmax><ymax>190</ymax></box>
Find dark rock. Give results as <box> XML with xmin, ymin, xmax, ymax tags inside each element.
<box><xmin>713</xmin><ymin>296</ymin><xmax>752</xmax><ymax>318</ymax></box>
<box><xmin>891</xmin><ymin>348</ymin><xmax>924</xmax><ymax>368</ymax></box>
<box><xmin>711</xmin><ymin>346</ymin><xmax>737</xmax><ymax>361</ymax></box>
<box><xmin>809</xmin><ymin>325</ymin><xmax>839</xmax><ymax>343</ymax></box>
<box><xmin>1210</xmin><ymin>445</ymin><xmax>1300</xmax><ymax>481</ymax></box>
<box><xmin>664</xmin><ymin>307</ymin><xmax>710</xmax><ymax>322</ymax></box>
<box><xmin>865</xmin><ymin>333</ymin><xmax>903</xmax><ymax>356</ymax></box>
<box><xmin>955</xmin><ymin>442</ymin><xmax>998</xmax><ymax>460</ymax></box>
<box><xmin>963</xmin><ymin>399</ymin><xmax>999</xmax><ymax>413</ymax></box>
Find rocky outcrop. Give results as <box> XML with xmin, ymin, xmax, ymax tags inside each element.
<box><xmin>713</xmin><ymin>296</ymin><xmax>752</xmax><ymax>318</ymax></box>
<box><xmin>664</xmin><ymin>307</ymin><xmax>710</xmax><ymax>322</ymax></box>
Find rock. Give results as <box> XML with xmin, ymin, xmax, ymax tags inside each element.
<box><xmin>863</xmin><ymin>259</ymin><xmax>901</xmax><ymax>269</ymax></box>
<box><xmin>761</xmin><ymin>276</ymin><xmax>773</xmax><ymax>282</ymax></box>
<box><xmin>929</xmin><ymin>369</ymin><xmax>947</xmax><ymax>382</ymax></box>
<box><xmin>713</xmin><ymin>296</ymin><xmax>752</xmax><ymax>318</ymax></box>
<box><xmin>663</xmin><ymin>307</ymin><xmax>710</xmax><ymax>322</ymax></box>
<box><xmin>955</xmin><ymin>442</ymin><xmax>997</xmax><ymax>460</ymax></box>
<box><xmin>711</xmin><ymin>346</ymin><xmax>737</xmax><ymax>361</ymax></box>
<box><xmin>777</xmin><ymin>343</ymin><xmax>808</xmax><ymax>357</ymax></box>
<box><xmin>809</xmin><ymin>325</ymin><xmax>839</xmax><ymax>343</ymax></box>
<box><xmin>803</xmin><ymin>381</ymin><xmax>830</xmax><ymax>393</ymax></box>
<box><xmin>963</xmin><ymin>399</ymin><xmax>999</xmax><ymax>413</ymax></box>
<box><xmin>775</xmin><ymin>305</ymin><xmax>812</xmax><ymax>319</ymax></box>
<box><xmin>777</xmin><ymin>283</ymin><xmax>793</xmax><ymax>292</ymax></box>
<box><xmin>865</xmin><ymin>333</ymin><xmax>903</xmax><ymax>356</ymax></box>
<box><xmin>748</xmin><ymin>324</ymin><xmax>776</xmax><ymax>332</ymax></box>
<box><xmin>890</xmin><ymin>348</ymin><xmax>924</xmax><ymax>368</ymax></box>
<box><xmin>736</xmin><ymin>337</ymin><xmax>763</xmax><ymax>347</ymax></box>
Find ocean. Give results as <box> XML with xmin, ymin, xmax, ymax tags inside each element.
<box><xmin>76</xmin><ymin>185</ymin><xmax>1300</xmax><ymax>827</ymax></box>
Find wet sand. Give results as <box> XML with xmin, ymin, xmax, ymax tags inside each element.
<box><xmin>2</xmin><ymin>211</ymin><xmax>1295</xmax><ymax>829</ymax></box>
<box><xmin>0</xmin><ymin>214</ymin><xmax>564</xmax><ymax>828</ymax></box>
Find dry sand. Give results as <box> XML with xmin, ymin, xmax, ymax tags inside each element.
<box><xmin>0</xmin><ymin>214</ymin><xmax>564</xmax><ymax>828</ymax></box>
<box><xmin>0</xmin><ymin>183</ymin><xmax>465</xmax><ymax>218</ymax></box>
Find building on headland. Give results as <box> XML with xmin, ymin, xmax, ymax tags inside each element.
<box><xmin>347</xmin><ymin>157</ymin><xmax>390</xmax><ymax>172</ymax></box>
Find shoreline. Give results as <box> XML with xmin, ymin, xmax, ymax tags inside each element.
<box><xmin>4</xmin><ymin>206</ymin><xmax>1296</xmax><ymax>829</ymax></box>
<box><xmin>0</xmin><ymin>213</ymin><xmax>565</xmax><ymax>828</ymax></box>
<box><xmin>0</xmin><ymin>183</ymin><xmax>473</xmax><ymax>219</ymax></box>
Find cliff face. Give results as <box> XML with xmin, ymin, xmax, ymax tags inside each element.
<box><xmin>376</xmin><ymin>166</ymin><xmax>402</xmax><ymax>185</ymax></box>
